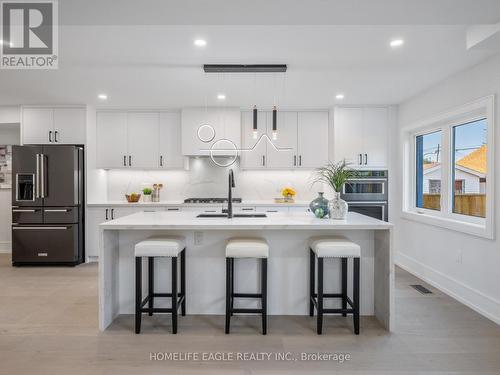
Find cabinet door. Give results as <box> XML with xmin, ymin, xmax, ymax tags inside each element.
<box><xmin>85</xmin><ymin>207</ymin><xmax>108</xmax><ymax>258</ymax></box>
<box><xmin>240</xmin><ymin>111</ymin><xmax>267</xmax><ymax>169</ymax></box>
<box><xmin>96</xmin><ymin>112</ymin><xmax>128</xmax><ymax>169</ymax></box>
<box><xmin>159</xmin><ymin>112</ymin><xmax>184</xmax><ymax>169</ymax></box>
<box><xmin>53</xmin><ymin>108</ymin><xmax>86</xmax><ymax>144</ymax></box>
<box><xmin>127</xmin><ymin>112</ymin><xmax>159</xmax><ymax>169</ymax></box>
<box><xmin>362</xmin><ymin>107</ymin><xmax>388</xmax><ymax>168</ymax></box>
<box><xmin>266</xmin><ymin>112</ymin><xmax>297</xmax><ymax>169</ymax></box>
<box><xmin>334</xmin><ymin>107</ymin><xmax>364</xmax><ymax>166</ymax></box>
<box><xmin>22</xmin><ymin>108</ymin><xmax>54</xmax><ymax>144</ymax></box>
<box><xmin>297</xmin><ymin>111</ymin><xmax>329</xmax><ymax>168</ymax></box>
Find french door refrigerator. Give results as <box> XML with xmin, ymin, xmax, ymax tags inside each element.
<box><xmin>11</xmin><ymin>145</ymin><xmax>84</xmax><ymax>266</ymax></box>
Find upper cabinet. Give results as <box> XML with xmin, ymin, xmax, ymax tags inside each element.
<box><xmin>181</xmin><ymin>108</ymin><xmax>241</xmax><ymax>156</ymax></box>
<box><xmin>333</xmin><ymin>107</ymin><xmax>389</xmax><ymax>168</ymax></box>
<box><xmin>240</xmin><ymin>110</ymin><xmax>329</xmax><ymax>170</ymax></box>
<box><xmin>22</xmin><ymin>107</ymin><xmax>86</xmax><ymax>145</ymax></box>
<box><xmin>96</xmin><ymin>110</ymin><xmax>184</xmax><ymax>170</ymax></box>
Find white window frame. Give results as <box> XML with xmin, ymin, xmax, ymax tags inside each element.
<box><xmin>401</xmin><ymin>95</ymin><xmax>495</xmax><ymax>239</ymax></box>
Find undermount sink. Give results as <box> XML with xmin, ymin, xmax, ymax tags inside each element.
<box><xmin>196</xmin><ymin>213</ymin><xmax>267</xmax><ymax>218</ymax></box>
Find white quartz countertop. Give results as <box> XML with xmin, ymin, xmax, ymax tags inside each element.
<box><xmin>87</xmin><ymin>200</ymin><xmax>310</xmax><ymax>207</ymax></box>
<box><xmin>99</xmin><ymin>211</ymin><xmax>392</xmax><ymax>230</ymax></box>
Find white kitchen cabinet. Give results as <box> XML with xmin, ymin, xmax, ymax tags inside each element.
<box><xmin>96</xmin><ymin>112</ymin><xmax>128</xmax><ymax>168</ymax></box>
<box><xmin>181</xmin><ymin>108</ymin><xmax>241</xmax><ymax>156</ymax></box>
<box><xmin>334</xmin><ymin>107</ymin><xmax>388</xmax><ymax>168</ymax></box>
<box><xmin>297</xmin><ymin>112</ymin><xmax>329</xmax><ymax>168</ymax></box>
<box><xmin>159</xmin><ymin>112</ymin><xmax>184</xmax><ymax>169</ymax></box>
<box><xmin>266</xmin><ymin>112</ymin><xmax>297</xmax><ymax>169</ymax></box>
<box><xmin>240</xmin><ymin>111</ymin><xmax>268</xmax><ymax>169</ymax></box>
<box><xmin>22</xmin><ymin>107</ymin><xmax>86</xmax><ymax>145</ymax></box>
<box><xmin>53</xmin><ymin>108</ymin><xmax>86</xmax><ymax>144</ymax></box>
<box><xmin>127</xmin><ymin>112</ymin><xmax>159</xmax><ymax>169</ymax></box>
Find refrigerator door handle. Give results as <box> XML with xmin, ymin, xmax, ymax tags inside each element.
<box><xmin>45</xmin><ymin>209</ymin><xmax>70</xmax><ymax>212</ymax></box>
<box><xmin>35</xmin><ymin>153</ymin><xmax>40</xmax><ymax>199</ymax></box>
<box><xmin>12</xmin><ymin>226</ymin><xmax>69</xmax><ymax>230</ymax></box>
<box><xmin>12</xmin><ymin>209</ymin><xmax>38</xmax><ymax>213</ymax></box>
<box><xmin>40</xmin><ymin>154</ymin><xmax>46</xmax><ymax>198</ymax></box>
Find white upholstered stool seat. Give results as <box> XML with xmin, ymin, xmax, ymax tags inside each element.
<box><xmin>309</xmin><ymin>236</ymin><xmax>360</xmax><ymax>258</ymax></box>
<box><xmin>226</xmin><ymin>238</ymin><xmax>269</xmax><ymax>258</ymax></box>
<box><xmin>134</xmin><ymin>237</ymin><xmax>186</xmax><ymax>258</ymax></box>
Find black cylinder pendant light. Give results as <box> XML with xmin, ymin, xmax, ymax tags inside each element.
<box><xmin>253</xmin><ymin>105</ymin><xmax>258</xmax><ymax>139</ymax></box>
<box><xmin>272</xmin><ymin>106</ymin><xmax>277</xmax><ymax>140</ymax></box>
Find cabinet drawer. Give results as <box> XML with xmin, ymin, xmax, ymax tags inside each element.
<box><xmin>12</xmin><ymin>208</ymin><xmax>43</xmax><ymax>224</ymax></box>
<box><xmin>12</xmin><ymin>224</ymin><xmax>79</xmax><ymax>263</ymax></box>
<box><xmin>44</xmin><ymin>207</ymin><xmax>79</xmax><ymax>223</ymax></box>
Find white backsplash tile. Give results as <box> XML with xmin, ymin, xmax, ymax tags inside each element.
<box><xmin>106</xmin><ymin>157</ymin><xmax>329</xmax><ymax>202</ymax></box>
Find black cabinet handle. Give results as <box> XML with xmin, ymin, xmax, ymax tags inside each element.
<box><xmin>48</xmin><ymin>131</ymin><xmax>52</xmax><ymax>143</ymax></box>
<box><xmin>299</xmin><ymin>155</ymin><xmax>302</xmax><ymax>166</ymax></box>
<box><xmin>358</xmin><ymin>153</ymin><xmax>362</xmax><ymax>165</ymax></box>
<box><xmin>364</xmin><ymin>153</ymin><xmax>368</xmax><ymax>165</ymax></box>
<box><xmin>128</xmin><ymin>156</ymin><xmax>131</xmax><ymax>167</ymax></box>
<box><xmin>262</xmin><ymin>155</ymin><xmax>266</xmax><ymax>166</ymax></box>
<box><xmin>123</xmin><ymin>156</ymin><xmax>126</xmax><ymax>166</ymax></box>
<box><xmin>294</xmin><ymin>155</ymin><xmax>297</xmax><ymax>166</ymax></box>
<box><xmin>105</xmin><ymin>209</ymin><xmax>108</xmax><ymax>220</ymax></box>
<box><xmin>160</xmin><ymin>155</ymin><xmax>163</xmax><ymax>167</ymax></box>
<box><xmin>54</xmin><ymin>131</ymin><xmax>59</xmax><ymax>142</ymax></box>
<box><xmin>111</xmin><ymin>209</ymin><xmax>114</xmax><ymax>220</ymax></box>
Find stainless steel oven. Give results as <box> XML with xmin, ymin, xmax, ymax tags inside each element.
<box><xmin>341</xmin><ymin>170</ymin><xmax>388</xmax><ymax>221</ymax></box>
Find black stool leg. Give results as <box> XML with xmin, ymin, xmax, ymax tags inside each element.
<box><xmin>171</xmin><ymin>256</ymin><xmax>178</xmax><ymax>334</ymax></box>
<box><xmin>353</xmin><ymin>257</ymin><xmax>360</xmax><ymax>335</ymax></box>
<box><xmin>180</xmin><ymin>249</ymin><xmax>186</xmax><ymax>316</ymax></box>
<box><xmin>341</xmin><ymin>258</ymin><xmax>347</xmax><ymax>317</ymax></box>
<box><xmin>148</xmin><ymin>257</ymin><xmax>154</xmax><ymax>316</ymax></box>
<box><xmin>135</xmin><ymin>257</ymin><xmax>142</xmax><ymax>334</ymax></box>
<box><xmin>261</xmin><ymin>258</ymin><xmax>268</xmax><ymax>335</ymax></box>
<box><xmin>225</xmin><ymin>257</ymin><xmax>231</xmax><ymax>334</ymax></box>
<box><xmin>309</xmin><ymin>248</ymin><xmax>315</xmax><ymax>317</ymax></box>
<box><xmin>317</xmin><ymin>257</ymin><xmax>324</xmax><ymax>335</ymax></box>
<box><xmin>230</xmin><ymin>258</ymin><xmax>234</xmax><ymax>316</ymax></box>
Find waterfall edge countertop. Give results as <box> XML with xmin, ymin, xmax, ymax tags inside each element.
<box><xmin>98</xmin><ymin>211</ymin><xmax>393</xmax><ymax>332</ymax></box>
<box><xmin>99</xmin><ymin>211</ymin><xmax>393</xmax><ymax>230</ymax></box>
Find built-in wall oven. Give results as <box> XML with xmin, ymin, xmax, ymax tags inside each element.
<box><xmin>341</xmin><ymin>170</ymin><xmax>388</xmax><ymax>222</ymax></box>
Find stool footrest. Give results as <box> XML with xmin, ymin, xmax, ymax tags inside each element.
<box><xmin>232</xmin><ymin>293</ymin><xmax>262</xmax><ymax>298</ymax></box>
<box><xmin>231</xmin><ymin>308</ymin><xmax>264</xmax><ymax>314</ymax></box>
<box><xmin>322</xmin><ymin>308</ymin><xmax>355</xmax><ymax>314</ymax></box>
<box><xmin>141</xmin><ymin>294</ymin><xmax>185</xmax><ymax>309</ymax></box>
<box><xmin>312</xmin><ymin>293</ymin><xmax>343</xmax><ymax>298</ymax></box>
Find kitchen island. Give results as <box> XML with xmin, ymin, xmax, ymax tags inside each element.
<box><xmin>99</xmin><ymin>211</ymin><xmax>393</xmax><ymax>331</ymax></box>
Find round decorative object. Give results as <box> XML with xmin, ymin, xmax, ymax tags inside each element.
<box><xmin>328</xmin><ymin>192</ymin><xmax>348</xmax><ymax>220</ymax></box>
<box><xmin>197</xmin><ymin>124</ymin><xmax>216</xmax><ymax>143</ymax></box>
<box><xmin>209</xmin><ymin>139</ymin><xmax>238</xmax><ymax>167</ymax></box>
<box><xmin>309</xmin><ymin>192</ymin><xmax>329</xmax><ymax>218</ymax></box>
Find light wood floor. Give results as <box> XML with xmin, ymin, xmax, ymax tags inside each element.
<box><xmin>1</xmin><ymin>254</ymin><xmax>500</xmax><ymax>374</ymax></box>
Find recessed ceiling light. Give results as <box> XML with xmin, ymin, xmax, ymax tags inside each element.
<box><xmin>390</xmin><ymin>39</ymin><xmax>404</xmax><ymax>48</ymax></box>
<box><xmin>97</xmin><ymin>94</ymin><xmax>108</xmax><ymax>100</ymax></box>
<box><xmin>335</xmin><ymin>93</ymin><xmax>345</xmax><ymax>100</ymax></box>
<box><xmin>217</xmin><ymin>94</ymin><xmax>226</xmax><ymax>100</ymax></box>
<box><xmin>194</xmin><ymin>39</ymin><xmax>207</xmax><ymax>47</ymax></box>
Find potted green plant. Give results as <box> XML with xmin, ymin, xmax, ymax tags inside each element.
<box><xmin>142</xmin><ymin>187</ymin><xmax>153</xmax><ymax>202</ymax></box>
<box><xmin>312</xmin><ymin>160</ymin><xmax>358</xmax><ymax>219</ymax></box>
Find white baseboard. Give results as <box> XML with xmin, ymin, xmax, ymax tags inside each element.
<box><xmin>396</xmin><ymin>251</ymin><xmax>500</xmax><ymax>325</ymax></box>
<box><xmin>0</xmin><ymin>241</ymin><xmax>11</xmax><ymax>253</ymax></box>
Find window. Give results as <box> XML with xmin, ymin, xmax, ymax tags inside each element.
<box><xmin>403</xmin><ymin>96</ymin><xmax>494</xmax><ymax>239</ymax></box>
<box><xmin>452</xmin><ymin>119</ymin><xmax>487</xmax><ymax>218</ymax></box>
<box><xmin>415</xmin><ymin>131</ymin><xmax>442</xmax><ymax>210</ymax></box>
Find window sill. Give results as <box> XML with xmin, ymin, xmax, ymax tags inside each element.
<box><xmin>401</xmin><ymin>210</ymin><xmax>494</xmax><ymax>240</ymax></box>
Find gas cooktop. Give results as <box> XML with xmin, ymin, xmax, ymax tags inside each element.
<box><xmin>183</xmin><ymin>198</ymin><xmax>243</xmax><ymax>204</ymax></box>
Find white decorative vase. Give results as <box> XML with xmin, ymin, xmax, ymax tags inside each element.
<box><xmin>328</xmin><ymin>192</ymin><xmax>348</xmax><ymax>220</ymax></box>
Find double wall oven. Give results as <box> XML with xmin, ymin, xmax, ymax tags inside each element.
<box><xmin>341</xmin><ymin>170</ymin><xmax>388</xmax><ymax>222</ymax></box>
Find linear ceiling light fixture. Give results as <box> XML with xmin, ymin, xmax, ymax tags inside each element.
<box><xmin>203</xmin><ymin>64</ymin><xmax>287</xmax><ymax>73</ymax></box>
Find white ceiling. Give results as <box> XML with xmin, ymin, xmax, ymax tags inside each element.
<box><xmin>1</xmin><ymin>2</ymin><xmax>500</xmax><ymax>108</ymax></box>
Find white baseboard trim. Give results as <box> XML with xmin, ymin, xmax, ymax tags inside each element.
<box><xmin>0</xmin><ymin>241</ymin><xmax>11</xmax><ymax>253</ymax></box>
<box><xmin>396</xmin><ymin>251</ymin><xmax>500</xmax><ymax>325</ymax></box>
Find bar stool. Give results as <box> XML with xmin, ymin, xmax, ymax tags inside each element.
<box><xmin>225</xmin><ymin>238</ymin><xmax>269</xmax><ymax>335</ymax></box>
<box><xmin>134</xmin><ymin>237</ymin><xmax>186</xmax><ymax>334</ymax></box>
<box><xmin>309</xmin><ymin>236</ymin><xmax>361</xmax><ymax>335</ymax></box>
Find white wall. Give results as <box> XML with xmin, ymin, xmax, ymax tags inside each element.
<box><xmin>394</xmin><ymin>53</ymin><xmax>500</xmax><ymax>323</ymax></box>
<box><xmin>104</xmin><ymin>157</ymin><xmax>329</xmax><ymax>202</ymax></box>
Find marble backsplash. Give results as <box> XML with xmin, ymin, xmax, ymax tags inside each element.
<box><xmin>106</xmin><ymin>157</ymin><xmax>330</xmax><ymax>202</ymax></box>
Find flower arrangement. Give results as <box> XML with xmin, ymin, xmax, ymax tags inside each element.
<box><xmin>281</xmin><ymin>187</ymin><xmax>296</xmax><ymax>202</ymax></box>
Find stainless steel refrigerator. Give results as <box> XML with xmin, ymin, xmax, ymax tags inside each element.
<box><xmin>11</xmin><ymin>145</ymin><xmax>84</xmax><ymax>266</ymax></box>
